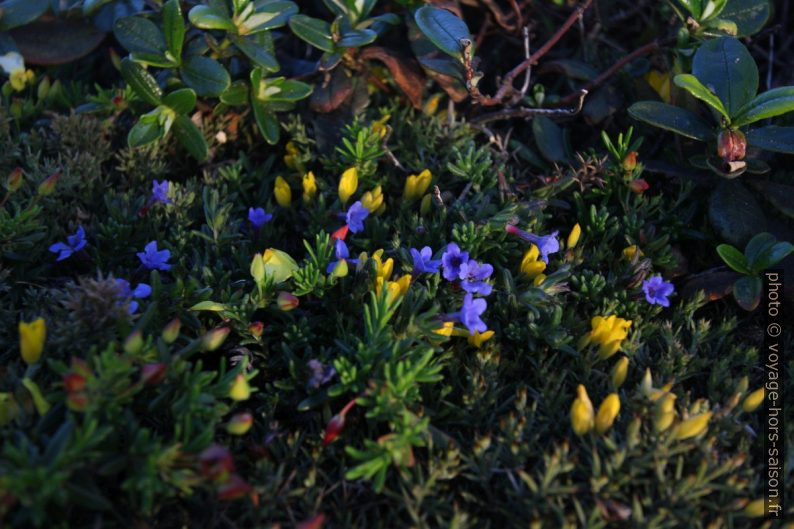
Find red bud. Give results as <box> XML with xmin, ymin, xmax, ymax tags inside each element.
<box><xmin>717</xmin><ymin>129</ymin><xmax>746</xmax><ymax>162</ymax></box>
<box><xmin>629</xmin><ymin>178</ymin><xmax>649</xmax><ymax>194</ymax></box>
<box><xmin>331</xmin><ymin>225</ymin><xmax>349</xmax><ymax>241</ymax></box>
<box><xmin>37</xmin><ymin>172</ymin><xmax>60</xmax><ymax>196</ymax></box>
<box><xmin>141</xmin><ymin>363</ymin><xmax>167</xmax><ymax>386</ymax></box>
<box><xmin>322</xmin><ymin>398</ymin><xmax>357</xmax><ymax>446</ymax></box>
<box><xmin>199</xmin><ymin>445</ymin><xmax>235</xmax><ymax>480</ymax></box>
<box><xmin>7</xmin><ymin>167</ymin><xmax>23</xmax><ymax>192</ymax></box>
<box><xmin>276</xmin><ymin>291</ymin><xmax>299</xmax><ymax>311</ymax></box>
<box><xmin>248</xmin><ymin>321</ymin><xmax>264</xmax><ymax>338</ymax></box>
<box><xmin>622</xmin><ymin>151</ymin><xmax>638</xmax><ymax>171</ymax></box>
<box><xmin>217</xmin><ymin>474</ymin><xmax>252</xmax><ymax>501</ymax></box>
<box><xmin>66</xmin><ymin>391</ymin><xmax>89</xmax><ymax>412</ymax></box>
<box><xmin>63</xmin><ymin>373</ymin><xmax>86</xmax><ymax>393</ymax></box>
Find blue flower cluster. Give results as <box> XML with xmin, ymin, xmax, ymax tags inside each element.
<box><xmin>440</xmin><ymin>243</ymin><xmax>494</xmax><ymax>335</ymax></box>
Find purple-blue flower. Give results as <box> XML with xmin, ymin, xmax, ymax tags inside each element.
<box><xmin>248</xmin><ymin>207</ymin><xmax>273</xmax><ymax>229</ymax></box>
<box><xmin>505</xmin><ymin>225</ymin><xmax>560</xmax><ymax>263</ymax></box>
<box><xmin>442</xmin><ymin>242</ymin><xmax>469</xmax><ymax>281</ymax></box>
<box><xmin>346</xmin><ymin>201</ymin><xmax>370</xmax><ymax>234</ymax></box>
<box><xmin>307</xmin><ymin>359</ymin><xmax>336</xmax><ymax>389</ymax></box>
<box><xmin>642</xmin><ymin>276</ymin><xmax>674</xmax><ymax>307</ymax></box>
<box><xmin>116</xmin><ymin>279</ymin><xmax>152</xmax><ymax>314</ymax></box>
<box><xmin>326</xmin><ymin>239</ymin><xmax>358</xmax><ymax>273</ymax></box>
<box><xmin>48</xmin><ymin>226</ymin><xmax>87</xmax><ymax>261</ymax></box>
<box><xmin>137</xmin><ymin>241</ymin><xmax>172</xmax><ymax>271</ymax></box>
<box><xmin>458</xmin><ymin>294</ymin><xmax>488</xmax><ymax>335</ymax></box>
<box><xmin>152</xmin><ymin>180</ymin><xmax>173</xmax><ymax>204</ymax></box>
<box><xmin>411</xmin><ymin>246</ymin><xmax>442</xmax><ymax>274</ymax></box>
<box><xmin>459</xmin><ymin>259</ymin><xmax>493</xmax><ymax>296</ymax></box>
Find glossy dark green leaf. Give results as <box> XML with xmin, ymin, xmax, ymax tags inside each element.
<box><xmin>172</xmin><ymin>114</ymin><xmax>208</xmax><ymax>160</ymax></box>
<box><xmin>128</xmin><ymin>119</ymin><xmax>163</xmax><ymax>147</ymax></box>
<box><xmin>744</xmin><ymin>232</ymin><xmax>776</xmax><ymax>267</ymax></box>
<box><xmin>414</xmin><ymin>5</ymin><xmax>471</xmax><ymax>59</ymax></box>
<box><xmin>262</xmin><ymin>78</ymin><xmax>313</xmax><ymax>103</ymax></box>
<box><xmin>720</xmin><ymin>0</ymin><xmax>770</xmax><ymax>37</ymax></box>
<box><xmin>716</xmin><ymin>244</ymin><xmax>750</xmax><ymax>274</ymax></box>
<box><xmin>0</xmin><ymin>0</ymin><xmax>50</xmax><ymax>30</ymax></box>
<box><xmin>241</xmin><ymin>0</ymin><xmax>297</xmax><ymax>33</ymax></box>
<box><xmin>674</xmin><ymin>74</ymin><xmax>729</xmax><ymax>118</ymax></box>
<box><xmin>220</xmin><ymin>81</ymin><xmax>249</xmax><ymax>106</ymax></box>
<box><xmin>163</xmin><ymin>88</ymin><xmax>196</xmax><ymax>114</ymax></box>
<box><xmin>120</xmin><ymin>57</ymin><xmax>162</xmax><ymax>105</ymax></box>
<box><xmin>162</xmin><ymin>0</ymin><xmax>185</xmax><ymax>60</ymax></box>
<box><xmin>733</xmin><ymin>86</ymin><xmax>794</xmax><ymax>126</ymax></box>
<box><xmin>628</xmin><ymin>101</ymin><xmax>714</xmax><ymax>141</ymax></box>
<box><xmin>232</xmin><ymin>33</ymin><xmax>278</xmax><ymax>72</ymax></box>
<box><xmin>746</xmin><ymin>126</ymin><xmax>794</xmax><ymax>154</ymax></box>
<box><xmin>337</xmin><ymin>28</ymin><xmax>377</xmax><ymax>48</ymax></box>
<box><xmin>113</xmin><ymin>16</ymin><xmax>166</xmax><ymax>56</ymax></box>
<box><xmin>733</xmin><ymin>275</ymin><xmax>761</xmax><ymax>310</ymax></box>
<box><xmin>752</xmin><ymin>242</ymin><xmax>794</xmax><ymax>273</ymax></box>
<box><xmin>251</xmin><ymin>98</ymin><xmax>280</xmax><ymax>144</ymax></box>
<box><xmin>188</xmin><ymin>4</ymin><xmax>235</xmax><ymax>31</ymax></box>
<box><xmin>693</xmin><ymin>37</ymin><xmax>758</xmax><ymax>117</ymax></box>
<box><xmin>289</xmin><ymin>14</ymin><xmax>334</xmax><ymax>53</ymax></box>
<box><xmin>181</xmin><ymin>55</ymin><xmax>230</xmax><ymax>97</ymax></box>
<box><xmin>532</xmin><ymin>116</ymin><xmax>569</xmax><ymax>163</ymax></box>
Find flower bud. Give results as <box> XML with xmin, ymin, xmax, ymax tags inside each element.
<box><xmin>226</xmin><ymin>412</ymin><xmax>253</xmax><ymax>435</ymax></box>
<box><xmin>123</xmin><ymin>330</ymin><xmax>144</xmax><ymax>354</ymax></box>
<box><xmin>141</xmin><ymin>363</ymin><xmax>167</xmax><ymax>386</ymax></box>
<box><xmin>629</xmin><ymin>179</ymin><xmax>649</xmax><ymax>194</ymax></box>
<box><xmin>199</xmin><ymin>444</ymin><xmax>235</xmax><ymax>480</ymax></box>
<box><xmin>7</xmin><ymin>167</ymin><xmax>23</xmax><ymax>192</ymax></box>
<box><xmin>248</xmin><ymin>321</ymin><xmax>264</xmax><ymax>338</ymax></box>
<box><xmin>261</xmin><ymin>248</ymin><xmax>299</xmax><ymax>283</ymax></box>
<box><xmin>654</xmin><ymin>393</ymin><xmax>676</xmax><ymax>432</ymax></box>
<box><xmin>595</xmin><ymin>393</ymin><xmax>621</xmax><ymax>434</ymax></box>
<box><xmin>66</xmin><ymin>391</ymin><xmax>89</xmax><ymax>412</ymax></box>
<box><xmin>276</xmin><ymin>291</ymin><xmax>299</xmax><ymax>311</ymax></box>
<box><xmin>202</xmin><ymin>327</ymin><xmax>230</xmax><ymax>351</ymax></box>
<box><xmin>229</xmin><ymin>374</ymin><xmax>251</xmax><ymax>401</ymax></box>
<box><xmin>361</xmin><ymin>186</ymin><xmax>383</xmax><ymax>213</ymax></box>
<box><xmin>37</xmin><ymin>172</ymin><xmax>60</xmax><ymax>196</ymax></box>
<box><xmin>217</xmin><ymin>474</ymin><xmax>252</xmax><ymax>500</ymax></box>
<box><xmin>742</xmin><ymin>387</ymin><xmax>764</xmax><ymax>412</ymax></box>
<box><xmin>63</xmin><ymin>372</ymin><xmax>87</xmax><ymax>393</ymax></box>
<box><xmin>323</xmin><ymin>399</ymin><xmax>357</xmax><ymax>445</ymax></box>
<box><xmin>37</xmin><ymin>76</ymin><xmax>50</xmax><ymax>100</ymax></box>
<box><xmin>717</xmin><ymin>129</ymin><xmax>746</xmax><ymax>162</ymax></box>
<box><xmin>622</xmin><ymin>151</ymin><xmax>638</xmax><ymax>171</ymax></box>
<box><xmin>331</xmin><ymin>225</ymin><xmax>349</xmax><ymax>241</ymax></box>
<box><xmin>570</xmin><ymin>385</ymin><xmax>594</xmax><ymax>435</ymax></box>
<box><xmin>743</xmin><ymin>498</ymin><xmax>765</xmax><ymax>517</ymax></box>
<box><xmin>162</xmin><ymin>318</ymin><xmax>181</xmax><ymax>343</ymax></box>
<box><xmin>19</xmin><ymin>318</ymin><xmax>46</xmax><ymax>365</ymax></box>
<box><xmin>274</xmin><ymin>176</ymin><xmax>291</xmax><ymax>207</ymax></box>
<box><xmin>567</xmin><ymin>223</ymin><xmax>581</xmax><ymax>249</ymax></box>
<box><xmin>302</xmin><ymin>171</ymin><xmax>317</xmax><ymax>203</ymax></box>
<box><xmin>611</xmin><ymin>356</ymin><xmax>629</xmax><ymax>388</ymax></box>
<box><xmin>420</xmin><ymin>193</ymin><xmax>432</xmax><ymax>215</ymax></box>
<box><xmin>338</xmin><ymin>167</ymin><xmax>358</xmax><ymax>205</ymax></box>
<box><xmin>671</xmin><ymin>411</ymin><xmax>712</xmax><ymax>440</ymax></box>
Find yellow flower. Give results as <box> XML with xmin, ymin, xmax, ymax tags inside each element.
<box><xmin>567</xmin><ymin>223</ymin><xmax>581</xmax><ymax>249</ymax></box>
<box><xmin>284</xmin><ymin>141</ymin><xmax>299</xmax><ymax>170</ymax></box>
<box><xmin>520</xmin><ymin>244</ymin><xmax>546</xmax><ymax>278</ymax></box>
<box><xmin>226</xmin><ymin>412</ymin><xmax>253</xmax><ymax>435</ymax></box>
<box><xmin>229</xmin><ymin>374</ymin><xmax>251</xmax><ymax>401</ymax></box>
<box><xmin>338</xmin><ymin>167</ymin><xmax>358</xmax><ymax>204</ymax></box>
<box><xmin>302</xmin><ymin>171</ymin><xmax>317</xmax><ymax>203</ymax></box>
<box><xmin>361</xmin><ymin>186</ymin><xmax>384</xmax><ymax>213</ymax></box>
<box><xmin>570</xmin><ymin>384</ymin><xmax>594</xmax><ymax>435</ymax></box>
<box><xmin>742</xmin><ymin>387</ymin><xmax>764</xmax><ymax>412</ymax></box>
<box><xmin>394</xmin><ymin>274</ymin><xmax>411</xmax><ymax>295</ymax></box>
<box><xmin>532</xmin><ymin>274</ymin><xmax>546</xmax><ymax>286</ymax></box>
<box><xmin>423</xmin><ymin>93</ymin><xmax>443</xmax><ymax>116</ymax></box>
<box><xmin>371</xmin><ymin>249</ymin><xmax>394</xmax><ymax>281</ymax></box>
<box><xmin>262</xmin><ymin>248</ymin><xmax>298</xmax><ymax>283</ymax></box>
<box><xmin>372</xmin><ymin>115</ymin><xmax>390</xmax><ymax>138</ymax></box>
<box><xmin>654</xmin><ymin>393</ymin><xmax>677</xmax><ymax>432</ymax></box>
<box><xmin>622</xmin><ymin>245</ymin><xmax>644</xmax><ymax>261</ymax></box>
<box><xmin>671</xmin><ymin>411</ymin><xmax>712</xmax><ymax>440</ymax></box>
<box><xmin>468</xmin><ymin>330</ymin><xmax>494</xmax><ymax>348</ymax></box>
<box><xmin>578</xmin><ymin>315</ymin><xmax>632</xmax><ymax>359</ymax></box>
<box><xmin>743</xmin><ymin>498</ymin><xmax>765</xmax><ymax>517</ymax></box>
<box><xmin>403</xmin><ymin>169</ymin><xmax>432</xmax><ymax>201</ymax></box>
<box><xmin>611</xmin><ymin>356</ymin><xmax>629</xmax><ymax>388</ymax></box>
<box><xmin>595</xmin><ymin>393</ymin><xmax>620</xmax><ymax>434</ymax></box>
<box><xmin>433</xmin><ymin>321</ymin><xmax>455</xmax><ymax>337</ymax></box>
<box><xmin>19</xmin><ymin>318</ymin><xmax>46</xmax><ymax>365</ymax></box>
<box><xmin>274</xmin><ymin>176</ymin><xmax>291</xmax><ymax>207</ymax></box>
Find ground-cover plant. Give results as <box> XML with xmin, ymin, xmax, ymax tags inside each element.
<box><xmin>1</xmin><ymin>0</ymin><xmax>793</xmax><ymax>527</ymax></box>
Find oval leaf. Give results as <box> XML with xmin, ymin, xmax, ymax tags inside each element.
<box><xmin>232</xmin><ymin>33</ymin><xmax>279</xmax><ymax>72</ymax></box>
<box><xmin>162</xmin><ymin>0</ymin><xmax>185</xmax><ymax>60</ymax></box>
<box><xmin>716</xmin><ymin>244</ymin><xmax>750</xmax><ymax>274</ymax></box>
<box><xmin>414</xmin><ymin>5</ymin><xmax>471</xmax><ymax>58</ymax></box>
<box><xmin>733</xmin><ymin>86</ymin><xmax>794</xmax><ymax>126</ymax></box>
<box><xmin>162</xmin><ymin>88</ymin><xmax>196</xmax><ymax>114</ymax></box>
<box><xmin>172</xmin><ymin>115</ymin><xmax>208</xmax><ymax>160</ymax></box>
<box><xmin>337</xmin><ymin>28</ymin><xmax>377</xmax><ymax>48</ymax></box>
<box><xmin>252</xmin><ymin>99</ymin><xmax>280</xmax><ymax>144</ymax></box>
<box><xmin>733</xmin><ymin>275</ymin><xmax>761</xmax><ymax>311</ymax></box>
<box><xmin>120</xmin><ymin>57</ymin><xmax>162</xmax><ymax>105</ymax></box>
<box><xmin>628</xmin><ymin>101</ymin><xmax>713</xmax><ymax>141</ymax></box>
<box><xmin>532</xmin><ymin>116</ymin><xmax>569</xmax><ymax>163</ymax></box>
<box><xmin>187</xmin><ymin>4</ymin><xmax>235</xmax><ymax>31</ymax></box>
<box><xmin>673</xmin><ymin>74</ymin><xmax>729</xmax><ymax>119</ymax></box>
<box><xmin>0</xmin><ymin>0</ymin><xmax>51</xmax><ymax>31</ymax></box>
<box><xmin>128</xmin><ymin>119</ymin><xmax>163</xmax><ymax>147</ymax></box>
<box><xmin>113</xmin><ymin>16</ymin><xmax>166</xmax><ymax>55</ymax></box>
<box><xmin>289</xmin><ymin>14</ymin><xmax>335</xmax><ymax>53</ymax></box>
<box><xmin>720</xmin><ymin>0</ymin><xmax>770</xmax><ymax>37</ymax></box>
<box><xmin>746</xmin><ymin>126</ymin><xmax>794</xmax><ymax>154</ymax></box>
<box><xmin>693</xmin><ymin>37</ymin><xmax>758</xmax><ymax>117</ymax></box>
<box><xmin>189</xmin><ymin>300</ymin><xmax>227</xmax><ymax>311</ymax></box>
<box><xmin>181</xmin><ymin>55</ymin><xmax>230</xmax><ymax>97</ymax></box>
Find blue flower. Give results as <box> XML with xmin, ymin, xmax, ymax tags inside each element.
<box><xmin>505</xmin><ymin>225</ymin><xmax>560</xmax><ymax>263</ymax></box>
<box><xmin>458</xmin><ymin>294</ymin><xmax>488</xmax><ymax>335</ymax></box>
<box><xmin>248</xmin><ymin>207</ymin><xmax>273</xmax><ymax>229</ymax></box>
<box><xmin>459</xmin><ymin>259</ymin><xmax>493</xmax><ymax>296</ymax></box>
<box><xmin>116</xmin><ymin>279</ymin><xmax>152</xmax><ymax>314</ymax></box>
<box><xmin>326</xmin><ymin>239</ymin><xmax>358</xmax><ymax>274</ymax></box>
<box><xmin>48</xmin><ymin>226</ymin><xmax>87</xmax><ymax>261</ymax></box>
<box><xmin>642</xmin><ymin>276</ymin><xmax>674</xmax><ymax>307</ymax></box>
<box><xmin>442</xmin><ymin>242</ymin><xmax>469</xmax><ymax>281</ymax></box>
<box><xmin>137</xmin><ymin>241</ymin><xmax>172</xmax><ymax>271</ymax></box>
<box><xmin>411</xmin><ymin>246</ymin><xmax>442</xmax><ymax>274</ymax></box>
<box><xmin>346</xmin><ymin>201</ymin><xmax>370</xmax><ymax>234</ymax></box>
<box><xmin>152</xmin><ymin>180</ymin><xmax>173</xmax><ymax>205</ymax></box>
<box><xmin>307</xmin><ymin>359</ymin><xmax>336</xmax><ymax>389</ymax></box>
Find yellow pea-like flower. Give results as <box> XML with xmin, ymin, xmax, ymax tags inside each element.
<box><xmin>302</xmin><ymin>171</ymin><xmax>317</xmax><ymax>203</ymax></box>
<box><xmin>742</xmin><ymin>387</ymin><xmax>764</xmax><ymax>412</ymax></box>
<box><xmin>671</xmin><ymin>411</ymin><xmax>712</xmax><ymax>440</ymax></box>
<box><xmin>579</xmin><ymin>315</ymin><xmax>632</xmax><ymax>360</ymax></box>
<box><xmin>653</xmin><ymin>393</ymin><xmax>677</xmax><ymax>432</ymax></box>
<box><xmin>404</xmin><ymin>169</ymin><xmax>432</xmax><ymax>201</ymax></box>
<box><xmin>743</xmin><ymin>498</ymin><xmax>765</xmax><ymax>518</ymax></box>
<box><xmin>361</xmin><ymin>186</ymin><xmax>384</xmax><ymax>213</ymax></box>
<box><xmin>611</xmin><ymin>356</ymin><xmax>629</xmax><ymax>388</ymax></box>
<box><xmin>520</xmin><ymin>245</ymin><xmax>546</xmax><ymax>279</ymax></box>
<box><xmin>567</xmin><ymin>223</ymin><xmax>581</xmax><ymax>249</ymax></box>
<box><xmin>274</xmin><ymin>176</ymin><xmax>291</xmax><ymax>207</ymax></box>
<box><xmin>595</xmin><ymin>393</ymin><xmax>620</xmax><ymax>434</ymax></box>
<box><xmin>262</xmin><ymin>248</ymin><xmax>299</xmax><ymax>283</ymax></box>
<box><xmin>338</xmin><ymin>167</ymin><xmax>358</xmax><ymax>204</ymax></box>
<box><xmin>622</xmin><ymin>245</ymin><xmax>644</xmax><ymax>261</ymax></box>
<box><xmin>468</xmin><ymin>330</ymin><xmax>495</xmax><ymax>348</ymax></box>
<box><xmin>432</xmin><ymin>321</ymin><xmax>454</xmax><ymax>337</ymax></box>
<box><xmin>19</xmin><ymin>318</ymin><xmax>46</xmax><ymax>365</ymax></box>
<box><xmin>570</xmin><ymin>384</ymin><xmax>594</xmax><ymax>435</ymax></box>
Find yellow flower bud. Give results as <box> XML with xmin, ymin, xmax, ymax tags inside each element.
<box><xmin>226</xmin><ymin>412</ymin><xmax>253</xmax><ymax>435</ymax></box>
<box><xmin>372</xmin><ymin>115</ymin><xmax>390</xmax><ymax>138</ymax></box>
<box><xmin>595</xmin><ymin>393</ymin><xmax>620</xmax><ymax>434</ymax></box>
<box><xmin>274</xmin><ymin>176</ymin><xmax>291</xmax><ymax>207</ymax></box>
<box><xmin>570</xmin><ymin>385</ymin><xmax>594</xmax><ymax>435</ymax></box>
<box><xmin>640</xmin><ymin>368</ymin><xmax>653</xmax><ymax>397</ymax></box>
<box><xmin>520</xmin><ymin>245</ymin><xmax>546</xmax><ymax>278</ymax></box>
<box><xmin>433</xmin><ymin>321</ymin><xmax>454</xmax><ymax>337</ymax></box>
<box><xmin>419</xmin><ymin>193</ymin><xmax>432</xmax><ymax>215</ymax></box>
<box><xmin>622</xmin><ymin>245</ymin><xmax>644</xmax><ymax>261</ymax></box>
<box><xmin>338</xmin><ymin>167</ymin><xmax>358</xmax><ymax>204</ymax></box>
<box><xmin>404</xmin><ymin>169</ymin><xmax>432</xmax><ymax>201</ymax></box>
<box><xmin>742</xmin><ymin>387</ymin><xmax>764</xmax><ymax>412</ymax></box>
<box><xmin>654</xmin><ymin>393</ymin><xmax>677</xmax><ymax>432</ymax></box>
<box><xmin>743</xmin><ymin>498</ymin><xmax>765</xmax><ymax>518</ymax></box>
<box><xmin>394</xmin><ymin>274</ymin><xmax>411</xmax><ymax>295</ymax></box>
<box><xmin>261</xmin><ymin>248</ymin><xmax>298</xmax><ymax>283</ymax></box>
<box><xmin>284</xmin><ymin>141</ymin><xmax>299</xmax><ymax>170</ymax></box>
<box><xmin>611</xmin><ymin>356</ymin><xmax>629</xmax><ymax>388</ymax></box>
<box><xmin>302</xmin><ymin>171</ymin><xmax>317</xmax><ymax>203</ymax></box>
<box><xmin>533</xmin><ymin>274</ymin><xmax>546</xmax><ymax>286</ymax></box>
<box><xmin>423</xmin><ymin>93</ymin><xmax>442</xmax><ymax>116</ymax></box>
<box><xmin>19</xmin><ymin>318</ymin><xmax>46</xmax><ymax>365</ymax></box>
<box><xmin>229</xmin><ymin>375</ymin><xmax>251</xmax><ymax>401</ymax></box>
<box><xmin>468</xmin><ymin>330</ymin><xmax>495</xmax><ymax>348</ymax></box>
<box><xmin>671</xmin><ymin>411</ymin><xmax>712</xmax><ymax>441</ymax></box>
<box><xmin>361</xmin><ymin>186</ymin><xmax>384</xmax><ymax>213</ymax></box>
<box><xmin>567</xmin><ymin>223</ymin><xmax>581</xmax><ymax>249</ymax></box>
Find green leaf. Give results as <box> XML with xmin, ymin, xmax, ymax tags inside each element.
<box><xmin>181</xmin><ymin>55</ymin><xmax>230</xmax><ymax>97</ymax></box>
<box><xmin>220</xmin><ymin>81</ymin><xmax>249</xmax><ymax>106</ymax></box>
<box><xmin>232</xmin><ymin>33</ymin><xmax>279</xmax><ymax>72</ymax></box>
<box><xmin>700</xmin><ymin>0</ymin><xmax>728</xmax><ymax>20</ymax></box>
<box><xmin>674</xmin><ymin>74</ymin><xmax>730</xmax><ymax>119</ymax></box>
<box><xmin>240</xmin><ymin>0</ymin><xmax>297</xmax><ymax>33</ymax></box>
<box><xmin>720</xmin><ymin>0</ymin><xmax>770</xmax><ymax>37</ymax></box>
<box><xmin>162</xmin><ymin>0</ymin><xmax>185</xmax><ymax>60</ymax></box>
<box><xmin>129</xmin><ymin>52</ymin><xmax>177</xmax><ymax>68</ymax></box>
<box><xmin>414</xmin><ymin>5</ymin><xmax>472</xmax><ymax>58</ymax></box>
<box><xmin>0</xmin><ymin>0</ymin><xmax>50</xmax><ymax>30</ymax></box>
<box><xmin>692</xmin><ymin>37</ymin><xmax>758</xmax><ymax>117</ymax></box>
<box><xmin>733</xmin><ymin>275</ymin><xmax>761</xmax><ymax>310</ymax></box>
<box><xmin>746</xmin><ymin>126</ymin><xmax>794</xmax><ymax>154</ymax></box>
<box><xmin>628</xmin><ymin>101</ymin><xmax>714</xmax><ymax>141</ymax></box>
<box><xmin>752</xmin><ymin>242</ymin><xmax>794</xmax><ymax>273</ymax></box>
<box><xmin>113</xmin><ymin>16</ymin><xmax>166</xmax><ymax>56</ymax></box>
<box><xmin>733</xmin><ymin>86</ymin><xmax>794</xmax><ymax>126</ymax></box>
<box><xmin>677</xmin><ymin>0</ymin><xmax>703</xmax><ymax>19</ymax></box>
<box><xmin>251</xmin><ymin>98</ymin><xmax>280</xmax><ymax>144</ymax></box>
<box><xmin>716</xmin><ymin>243</ymin><xmax>751</xmax><ymax>274</ymax></box>
<box><xmin>162</xmin><ymin>88</ymin><xmax>196</xmax><ymax>114</ymax></box>
<box><xmin>189</xmin><ymin>300</ymin><xmax>227</xmax><ymax>311</ymax></box>
<box><xmin>120</xmin><ymin>58</ymin><xmax>162</xmax><ymax>106</ymax></box>
<box><xmin>289</xmin><ymin>15</ymin><xmax>335</xmax><ymax>53</ymax></box>
<box><xmin>188</xmin><ymin>4</ymin><xmax>235</xmax><ymax>31</ymax></box>
<box><xmin>337</xmin><ymin>28</ymin><xmax>377</xmax><ymax>48</ymax></box>
<box><xmin>260</xmin><ymin>78</ymin><xmax>313</xmax><ymax>103</ymax></box>
<box><xmin>532</xmin><ymin>116</ymin><xmax>569</xmax><ymax>163</ymax></box>
<box><xmin>744</xmin><ymin>232</ymin><xmax>776</xmax><ymax>267</ymax></box>
<box><xmin>128</xmin><ymin>119</ymin><xmax>163</xmax><ymax>147</ymax></box>
<box><xmin>172</xmin><ymin>115</ymin><xmax>208</xmax><ymax>160</ymax></box>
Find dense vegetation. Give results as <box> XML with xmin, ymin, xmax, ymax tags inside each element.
<box><xmin>1</xmin><ymin>0</ymin><xmax>792</xmax><ymax>527</ymax></box>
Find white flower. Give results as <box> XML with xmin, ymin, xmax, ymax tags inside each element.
<box><xmin>0</xmin><ymin>52</ymin><xmax>25</xmax><ymax>75</ymax></box>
